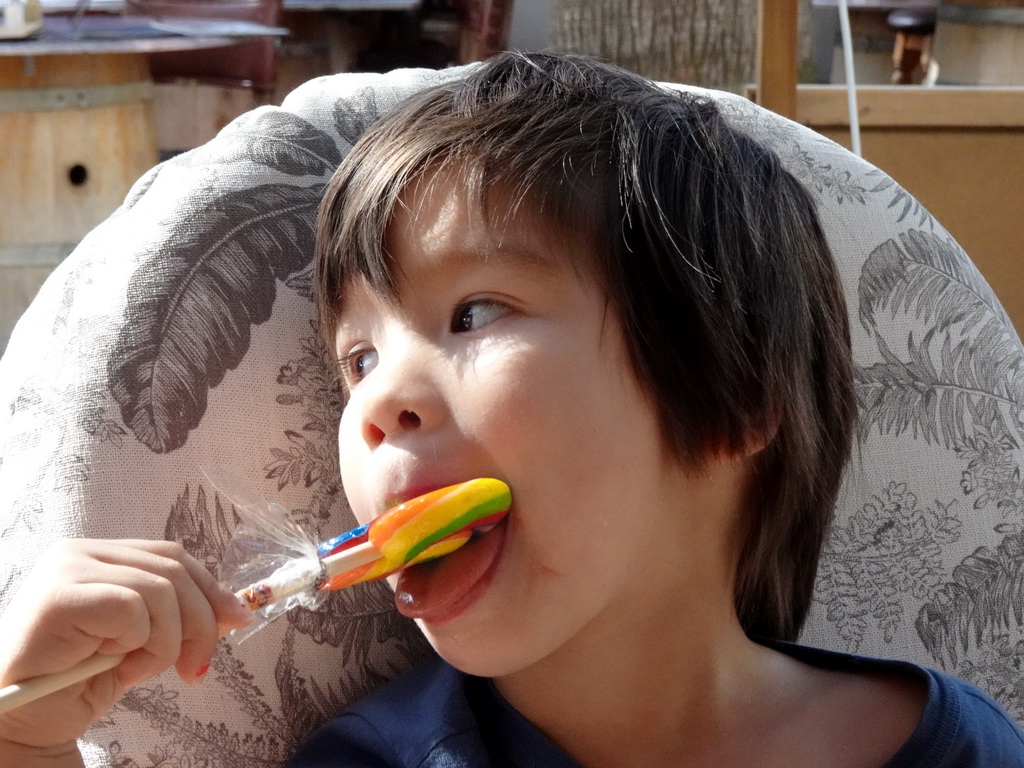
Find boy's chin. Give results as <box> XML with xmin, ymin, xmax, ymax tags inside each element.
<box><xmin>421</xmin><ymin>629</ymin><xmax>538</xmax><ymax>679</ymax></box>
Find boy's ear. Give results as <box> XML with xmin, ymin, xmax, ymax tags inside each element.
<box><xmin>742</xmin><ymin>413</ymin><xmax>782</xmax><ymax>458</ymax></box>
<box><xmin>707</xmin><ymin>412</ymin><xmax>781</xmax><ymax>465</ymax></box>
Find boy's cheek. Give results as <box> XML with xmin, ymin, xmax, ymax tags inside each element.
<box><xmin>338</xmin><ymin>467</ymin><xmax>373</xmax><ymax>526</ymax></box>
<box><xmin>336</xmin><ymin>416</ymin><xmax>372</xmax><ymax>524</ymax></box>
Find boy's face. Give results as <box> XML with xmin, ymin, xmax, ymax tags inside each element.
<box><xmin>333</xmin><ymin>169</ymin><xmax>740</xmax><ymax>678</ymax></box>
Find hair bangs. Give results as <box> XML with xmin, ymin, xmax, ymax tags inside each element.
<box><xmin>315</xmin><ymin>78</ymin><xmax>619</xmax><ymax>347</ymax></box>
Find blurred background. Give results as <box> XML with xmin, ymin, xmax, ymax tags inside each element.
<box><xmin>1</xmin><ymin>0</ymin><xmax>1022</xmax><ymax>354</ymax></box>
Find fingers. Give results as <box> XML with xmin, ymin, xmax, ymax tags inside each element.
<box><xmin>0</xmin><ymin>538</ymin><xmax>255</xmax><ymax>752</ymax></box>
<box><xmin>92</xmin><ymin>541</ymin><xmax>250</xmax><ymax>685</ymax></box>
<box><xmin>141</xmin><ymin>541</ymin><xmax>254</xmax><ymax>635</ymax></box>
<box><xmin>2</xmin><ymin>540</ymin><xmax>251</xmax><ymax>692</ymax></box>
<box><xmin>93</xmin><ymin>540</ymin><xmax>253</xmax><ymax>686</ymax></box>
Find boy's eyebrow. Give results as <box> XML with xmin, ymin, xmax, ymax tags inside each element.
<box><xmin>335</xmin><ymin>241</ymin><xmax>562</xmax><ymax>324</ymax></box>
<box><xmin>430</xmin><ymin>240</ymin><xmax>563</xmax><ymax>275</ymax></box>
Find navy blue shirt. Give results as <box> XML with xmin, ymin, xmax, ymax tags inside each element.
<box><xmin>288</xmin><ymin>644</ymin><xmax>1024</xmax><ymax>767</ymax></box>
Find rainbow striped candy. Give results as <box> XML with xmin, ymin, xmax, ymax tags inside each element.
<box><xmin>317</xmin><ymin>478</ymin><xmax>511</xmax><ymax>591</ymax></box>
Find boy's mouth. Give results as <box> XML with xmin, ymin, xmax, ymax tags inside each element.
<box><xmin>393</xmin><ymin>514</ymin><xmax>509</xmax><ymax>625</ymax></box>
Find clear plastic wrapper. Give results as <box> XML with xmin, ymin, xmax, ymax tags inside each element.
<box><xmin>204</xmin><ymin>466</ymin><xmax>327</xmax><ymax>643</ymax></box>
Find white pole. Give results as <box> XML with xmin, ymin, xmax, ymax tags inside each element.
<box><xmin>836</xmin><ymin>0</ymin><xmax>863</xmax><ymax>156</ymax></box>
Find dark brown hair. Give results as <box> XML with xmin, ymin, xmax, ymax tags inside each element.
<box><xmin>315</xmin><ymin>52</ymin><xmax>856</xmax><ymax>642</ymax></box>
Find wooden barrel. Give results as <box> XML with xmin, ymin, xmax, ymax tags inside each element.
<box><xmin>0</xmin><ymin>53</ymin><xmax>158</xmax><ymax>355</ymax></box>
<box><xmin>0</xmin><ymin>54</ymin><xmax>158</xmax><ymax>249</ymax></box>
<box><xmin>933</xmin><ymin>0</ymin><xmax>1024</xmax><ymax>84</ymax></box>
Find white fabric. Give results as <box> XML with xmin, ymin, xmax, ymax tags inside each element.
<box><xmin>1</xmin><ymin>66</ymin><xmax>1022</xmax><ymax>767</ymax></box>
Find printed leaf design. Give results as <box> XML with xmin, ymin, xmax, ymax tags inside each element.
<box><xmin>859</xmin><ymin>229</ymin><xmax>1012</xmax><ymax>334</ymax></box>
<box><xmin>267</xmin><ymin>327</ymin><xmax>345</xmax><ymax>529</ymax></box>
<box><xmin>212</xmin><ymin>641</ymin><xmax>292</xmax><ymax>751</ymax></box>
<box><xmin>328</xmin><ymin>70</ymin><xmax>483</xmax><ymax>143</ymax></box>
<box><xmin>165</xmin><ymin>482</ymin><xmax>239</xmax><ymax>580</ymax></box>
<box><xmin>275</xmin><ymin>622</ymin><xmax>420</xmax><ymax>746</ymax></box>
<box><xmin>856</xmin><ymin>330</ymin><xmax>1024</xmax><ymax>449</ymax></box>
<box><xmin>190</xmin><ymin>111</ymin><xmax>343</xmax><ymax>177</ymax></box>
<box><xmin>785</xmin><ymin>144</ymin><xmax>868</xmax><ymax>205</ymax></box>
<box><xmin>0</xmin><ymin>570</ymin><xmax>17</xmax><ymax>613</ymax></box>
<box><xmin>286</xmin><ymin>580</ymin><xmax>432</xmax><ymax>669</ymax></box>
<box><xmin>266</xmin><ymin>430</ymin><xmax>329</xmax><ymax>490</ymax></box>
<box><xmin>916</xmin><ymin>532</ymin><xmax>1024</xmax><ymax>668</ymax></box>
<box><xmin>80</xmin><ymin>404</ymin><xmax>127</xmax><ymax>448</ymax></box>
<box><xmin>333</xmin><ymin>86</ymin><xmax>390</xmax><ymax>146</ymax></box>
<box><xmin>855</xmin><ymin>230</ymin><xmax>1024</xmax><ymax>449</ymax></box>
<box><xmin>816</xmin><ymin>481</ymin><xmax>961</xmax><ymax>651</ymax></box>
<box><xmin>275</xmin><ymin>627</ymin><xmax>326</xmax><ymax>745</ymax></box>
<box><xmin>866</xmin><ymin>170</ymin><xmax>932</xmax><ymax>227</ymax></box>
<box><xmin>117</xmin><ymin>681</ymin><xmax>288</xmax><ymax>767</ymax></box>
<box><xmin>110</xmin><ymin>639</ymin><xmax>301</xmax><ymax>767</ymax></box>
<box><xmin>274</xmin><ymin>625</ymin><xmax>357</xmax><ymax>746</ymax></box>
<box><xmin>952</xmin><ymin>636</ymin><xmax>1024</xmax><ymax>723</ymax></box>
<box><xmin>94</xmin><ymin>740</ymin><xmax>137</xmax><ymax>768</ymax></box>
<box><xmin>956</xmin><ymin>423</ymin><xmax>1024</xmax><ymax>520</ymax></box>
<box><xmin>109</xmin><ymin>183</ymin><xmax>322</xmax><ymax>453</ymax></box>
<box><xmin>284</xmin><ymin>263</ymin><xmax>314</xmax><ymax>299</ymax></box>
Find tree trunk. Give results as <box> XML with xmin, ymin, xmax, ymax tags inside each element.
<box><xmin>550</xmin><ymin>0</ymin><xmax>814</xmax><ymax>94</ymax></box>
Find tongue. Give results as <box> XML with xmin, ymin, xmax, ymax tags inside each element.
<box><xmin>394</xmin><ymin>518</ymin><xmax>507</xmax><ymax>622</ymax></box>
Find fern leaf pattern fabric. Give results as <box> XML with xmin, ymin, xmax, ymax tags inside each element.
<box><xmin>0</xmin><ymin>68</ymin><xmax>1021</xmax><ymax>767</ymax></box>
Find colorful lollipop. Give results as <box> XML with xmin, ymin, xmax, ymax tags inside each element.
<box><xmin>236</xmin><ymin>478</ymin><xmax>512</xmax><ymax>605</ymax></box>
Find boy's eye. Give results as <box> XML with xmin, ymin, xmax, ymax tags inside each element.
<box><xmin>450</xmin><ymin>300</ymin><xmax>508</xmax><ymax>333</ymax></box>
<box><xmin>339</xmin><ymin>346</ymin><xmax>378</xmax><ymax>384</ymax></box>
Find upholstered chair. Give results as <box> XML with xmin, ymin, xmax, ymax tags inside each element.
<box><xmin>1</xmin><ymin>64</ymin><xmax>1021</xmax><ymax>767</ymax></box>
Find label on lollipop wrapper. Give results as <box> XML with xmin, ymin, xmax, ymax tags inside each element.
<box><xmin>237</xmin><ymin>558</ymin><xmax>326</xmax><ymax>610</ymax></box>
<box><xmin>238</xmin><ymin>583</ymin><xmax>274</xmax><ymax>611</ymax></box>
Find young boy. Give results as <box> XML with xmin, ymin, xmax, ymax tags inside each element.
<box><xmin>2</xmin><ymin>52</ymin><xmax>1022</xmax><ymax>768</ymax></box>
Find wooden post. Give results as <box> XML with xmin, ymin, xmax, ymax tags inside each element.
<box><xmin>756</xmin><ymin>0</ymin><xmax>799</xmax><ymax>118</ymax></box>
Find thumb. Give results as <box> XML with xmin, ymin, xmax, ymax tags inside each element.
<box><xmin>212</xmin><ymin>585</ymin><xmax>255</xmax><ymax>635</ymax></box>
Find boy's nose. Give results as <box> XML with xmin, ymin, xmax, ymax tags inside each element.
<box><xmin>398</xmin><ymin>410</ymin><xmax>421</xmax><ymax>429</ymax></box>
<box><xmin>358</xmin><ymin>350</ymin><xmax>441</xmax><ymax>448</ymax></box>
<box><xmin>363</xmin><ymin>408</ymin><xmax>421</xmax><ymax>448</ymax></box>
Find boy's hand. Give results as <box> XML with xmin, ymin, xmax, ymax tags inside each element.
<box><xmin>0</xmin><ymin>539</ymin><xmax>252</xmax><ymax>760</ymax></box>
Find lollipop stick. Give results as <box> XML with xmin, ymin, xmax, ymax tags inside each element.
<box><xmin>322</xmin><ymin>541</ymin><xmax>383</xmax><ymax>578</ymax></box>
<box><xmin>0</xmin><ymin>652</ymin><xmax>124</xmax><ymax>714</ymax></box>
